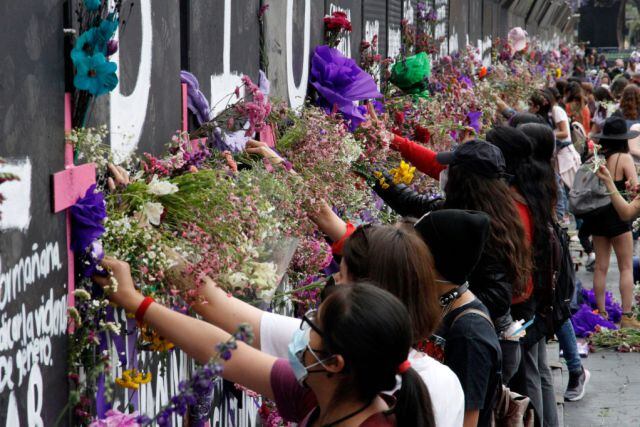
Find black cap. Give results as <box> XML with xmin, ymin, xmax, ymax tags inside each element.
<box><xmin>436</xmin><ymin>139</ymin><xmax>506</xmax><ymax>178</ymax></box>
<box><xmin>592</xmin><ymin>116</ymin><xmax>640</xmax><ymax>140</ymax></box>
<box><xmin>414</xmin><ymin>209</ymin><xmax>490</xmax><ymax>285</ymax></box>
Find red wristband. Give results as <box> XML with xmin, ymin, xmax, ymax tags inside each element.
<box><xmin>135</xmin><ymin>297</ymin><xmax>155</xmax><ymax>324</ymax></box>
<box><xmin>330</xmin><ymin>222</ymin><xmax>356</xmax><ymax>256</ymax></box>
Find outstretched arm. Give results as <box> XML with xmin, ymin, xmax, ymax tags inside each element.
<box><xmin>94</xmin><ymin>257</ymin><xmax>277</xmax><ymax>400</ymax></box>
<box><xmin>246</xmin><ymin>140</ymin><xmax>347</xmax><ymax>241</ymax></box>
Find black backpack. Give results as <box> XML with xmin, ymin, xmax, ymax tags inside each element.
<box><xmin>522</xmin><ymin>222</ymin><xmax>575</xmax><ymax>348</ymax></box>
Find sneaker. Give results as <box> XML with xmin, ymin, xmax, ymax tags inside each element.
<box><xmin>620</xmin><ymin>313</ymin><xmax>640</xmax><ymax>329</ymax></box>
<box><xmin>585</xmin><ymin>253</ymin><xmax>596</xmax><ymax>272</ymax></box>
<box><xmin>564</xmin><ymin>367</ymin><xmax>590</xmax><ymax>402</ymax></box>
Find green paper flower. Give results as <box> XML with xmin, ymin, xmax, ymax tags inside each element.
<box><xmin>390</xmin><ymin>52</ymin><xmax>431</xmax><ymax>97</ymax></box>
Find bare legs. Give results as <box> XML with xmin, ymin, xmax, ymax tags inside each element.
<box><xmin>612</xmin><ymin>232</ymin><xmax>634</xmax><ymax>313</ymax></box>
<box><xmin>592</xmin><ymin>236</ymin><xmax>611</xmax><ymax>314</ymax></box>
<box><xmin>592</xmin><ymin>232</ymin><xmax>634</xmax><ymax>314</ymax></box>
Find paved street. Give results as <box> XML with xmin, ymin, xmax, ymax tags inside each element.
<box><xmin>560</xmin><ymin>249</ymin><xmax>640</xmax><ymax>426</ymax></box>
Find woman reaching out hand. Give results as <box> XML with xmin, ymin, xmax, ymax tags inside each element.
<box><xmin>94</xmin><ymin>257</ymin><xmax>435</xmax><ymax>427</ymax></box>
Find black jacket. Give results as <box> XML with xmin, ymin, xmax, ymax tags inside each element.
<box><xmin>373</xmin><ymin>180</ymin><xmax>513</xmax><ymax>333</ymax></box>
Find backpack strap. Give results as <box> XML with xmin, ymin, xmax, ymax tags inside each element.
<box><xmin>450</xmin><ymin>308</ymin><xmax>494</xmax><ymax>329</ymax></box>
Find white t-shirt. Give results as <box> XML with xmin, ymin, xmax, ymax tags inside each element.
<box><xmin>260</xmin><ymin>312</ymin><xmax>465</xmax><ymax>427</ymax></box>
<box><xmin>552</xmin><ymin>105</ymin><xmax>572</xmax><ymax>144</ymax></box>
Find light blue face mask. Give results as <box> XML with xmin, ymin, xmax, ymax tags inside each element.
<box><xmin>287</xmin><ymin>328</ymin><xmax>333</xmax><ymax>385</ymax></box>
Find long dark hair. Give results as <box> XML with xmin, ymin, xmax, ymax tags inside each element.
<box><xmin>518</xmin><ymin>123</ymin><xmax>558</xmax><ymax>219</ymax></box>
<box><xmin>321</xmin><ymin>284</ymin><xmax>435</xmax><ymax>427</ymax></box>
<box><xmin>343</xmin><ymin>225</ymin><xmax>441</xmax><ymax>342</ymax></box>
<box><xmin>600</xmin><ymin>137</ymin><xmax>630</xmax><ymax>158</ymax></box>
<box><xmin>443</xmin><ymin>166</ymin><xmax>532</xmax><ymax>295</ymax></box>
<box><xmin>487</xmin><ymin>126</ymin><xmax>555</xmax><ymax>263</ymax></box>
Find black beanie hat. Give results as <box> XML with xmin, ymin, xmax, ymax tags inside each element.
<box><xmin>414</xmin><ymin>209</ymin><xmax>490</xmax><ymax>285</ymax></box>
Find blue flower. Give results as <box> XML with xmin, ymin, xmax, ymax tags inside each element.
<box><xmin>71</xmin><ymin>28</ymin><xmax>98</xmax><ymax>65</ymax></box>
<box><xmin>74</xmin><ymin>53</ymin><xmax>118</xmax><ymax>96</ymax></box>
<box><xmin>70</xmin><ymin>16</ymin><xmax>118</xmax><ymax>65</ymax></box>
<box><xmin>96</xmin><ymin>14</ymin><xmax>119</xmax><ymax>49</ymax></box>
<box><xmin>84</xmin><ymin>0</ymin><xmax>101</xmax><ymax>11</ymax></box>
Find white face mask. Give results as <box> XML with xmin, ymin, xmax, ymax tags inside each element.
<box><xmin>439</xmin><ymin>168</ymin><xmax>449</xmax><ymax>196</ymax></box>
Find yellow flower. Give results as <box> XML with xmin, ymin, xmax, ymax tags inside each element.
<box><xmin>389</xmin><ymin>160</ymin><xmax>416</xmax><ymax>185</ymax></box>
<box><xmin>140</xmin><ymin>326</ymin><xmax>175</xmax><ymax>352</ymax></box>
<box><xmin>115</xmin><ymin>369</ymin><xmax>153</xmax><ymax>389</ymax></box>
<box><xmin>555</xmin><ymin>68</ymin><xmax>562</xmax><ymax>78</ymax></box>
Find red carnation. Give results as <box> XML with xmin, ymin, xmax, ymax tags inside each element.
<box><xmin>414</xmin><ymin>125</ymin><xmax>431</xmax><ymax>144</ymax></box>
<box><xmin>324</xmin><ymin>11</ymin><xmax>352</xmax><ymax>32</ymax></box>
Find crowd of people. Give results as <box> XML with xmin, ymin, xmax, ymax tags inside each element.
<box><xmin>91</xmin><ymin>55</ymin><xmax>640</xmax><ymax>427</ymax></box>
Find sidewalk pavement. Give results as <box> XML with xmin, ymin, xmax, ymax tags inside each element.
<box><xmin>558</xmin><ymin>248</ymin><xmax>640</xmax><ymax>426</ymax></box>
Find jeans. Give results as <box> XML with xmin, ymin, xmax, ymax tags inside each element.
<box><xmin>556</xmin><ymin>174</ymin><xmax>568</xmax><ymax>221</ymax></box>
<box><xmin>557</xmin><ymin>319</ymin><xmax>582</xmax><ymax>373</ymax></box>
<box><xmin>510</xmin><ymin>341</ymin><xmax>559</xmax><ymax>427</ymax></box>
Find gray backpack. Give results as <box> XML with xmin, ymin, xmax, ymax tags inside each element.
<box><xmin>568</xmin><ymin>158</ymin><xmax>611</xmax><ymax>216</ymax></box>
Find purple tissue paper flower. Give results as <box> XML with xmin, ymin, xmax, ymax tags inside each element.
<box><xmin>181</xmin><ymin>70</ymin><xmax>212</xmax><ymax>125</ymax></box>
<box><xmin>580</xmin><ymin>288</ymin><xmax>622</xmax><ymax>323</ymax></box>
<box><xmin>466</xmin><ymin>111</ymin><xmax>482</xmax><ymax>133</ymax></box>
<box><xmin>571</xmin><ymin>304</ymin><xmax>618</xmax><ymax>337</ymax></box>
<box><xmin>310</xmin><ymin>45</ymin><xmax>382</xmax><ymax>130</ymax></box>
<box><xmin>71</xmin><ymin>184</ymin><xmax>106</xmax><ymax>253</ymax></box>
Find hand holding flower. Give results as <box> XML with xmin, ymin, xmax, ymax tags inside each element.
<box><xmin>93</xmin><ymin>256</ymin><xmax>144</xmax><ymax>313</ymax></box>
<box><xmin>245</xmin><ymin>139</ymin><xmax>283</xmax><ymax>165</ymax></box>
<box><xmin>107</xmin><ymin>163</ymin><xmax>130</xmax><ymax>191</ymax></box>
<box><xmin>596</xmin><ymin>164</ymin><xmax>615</xmax><ymax>190</ymax></box>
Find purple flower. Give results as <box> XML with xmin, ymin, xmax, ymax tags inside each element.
<box><xmin>457</xmin><ymin>75</ymin><xmax>473</xmax><ymax>88</ymax></box>
<box><xmin>310</xmin><ymin>45</ymin><xmax>382</xmax><ymax>130</ymax></box>
<box><xmin>466</xmin><ymin>111</ymin><xmax>482</xmax><ymax>133</ymax></box>
<box><xmin>571</xmin><ymin>304</ymin><xmax>618</xmax><ymax>337</ymax></box>
<box><xmin>106</xmin><ymin>39</ymin><xmax>118</xmax><ymax>56</ymax></box>
<box><xmin>181</xmin><ymin>71</ymin><xmax>212</xmax><ymax>125</ymax></box>
<box><xmin>581</xmin><ymin>288</ymin><xmax>622</xmax><ymax>323</ymax></box>
<box><xmin>71</xmin><ymin>184</ymin><xmax>106</xmax><ymax>254</ymax></box>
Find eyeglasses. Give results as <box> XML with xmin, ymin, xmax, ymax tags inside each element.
<box><xmin>300</xmin><ymin>309</ymin><xmax>324</xmax><ymax>336</ymax></box>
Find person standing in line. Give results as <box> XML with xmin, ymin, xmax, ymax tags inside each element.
<box><xmin>518</xmin><ymin>123</ymin><xmax>591</xmax><ymax>403</ymax></box>
<box><xmin>587</xmin><ymin>117</ymin><xmax>640</xmax><ymax>329</ymax></box>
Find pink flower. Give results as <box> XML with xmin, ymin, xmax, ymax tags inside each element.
<box><xmin>89</xmin><ymin>409</ymin><xmax>140</xmax><ymax>427</ymax></box>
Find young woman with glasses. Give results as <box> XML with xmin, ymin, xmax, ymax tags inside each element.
<box><xmin>94</xmin><ymin>259</ymin><xmax>435</xmax><ymax>426</ymax></box>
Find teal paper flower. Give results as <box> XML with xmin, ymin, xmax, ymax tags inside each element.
<box><xmin>70</xmin><ymin>16</ymin><xmax>118</xmax><ymax>65</ymax></box>
<box><xmin>71</xmin><ymin>28</ymin><xmax>98</xmax><ymax>64</ymax></box>
<box><xmin>74</xmin><ymin>53</ymin><xmax>118</xmax><ymax>96</ymax></box>
<box><xmin>84</xmin><ymin>0</ymin><xmax>101</xmax><ymax>11</ymax></box>
<box><xmin>96</xmin><ymin>14</ymin><xmax>118</xmax><ymax>47</ymax></box>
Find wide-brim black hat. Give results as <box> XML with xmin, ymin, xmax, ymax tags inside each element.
<box><xmin>592</xmin><ymin>116</ymin><xmax>640</xmax><ymax>140</ymax></box>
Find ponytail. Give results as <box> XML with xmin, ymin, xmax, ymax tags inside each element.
<box><xmin>395</xmin><ymin>367</ymin><xmax>435</xmax><ymax>427</ymax></box>
<box><xmin>321</xmin><ymin>284</ymin><xmax>436</xmax><ymax>426</ymax></box>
